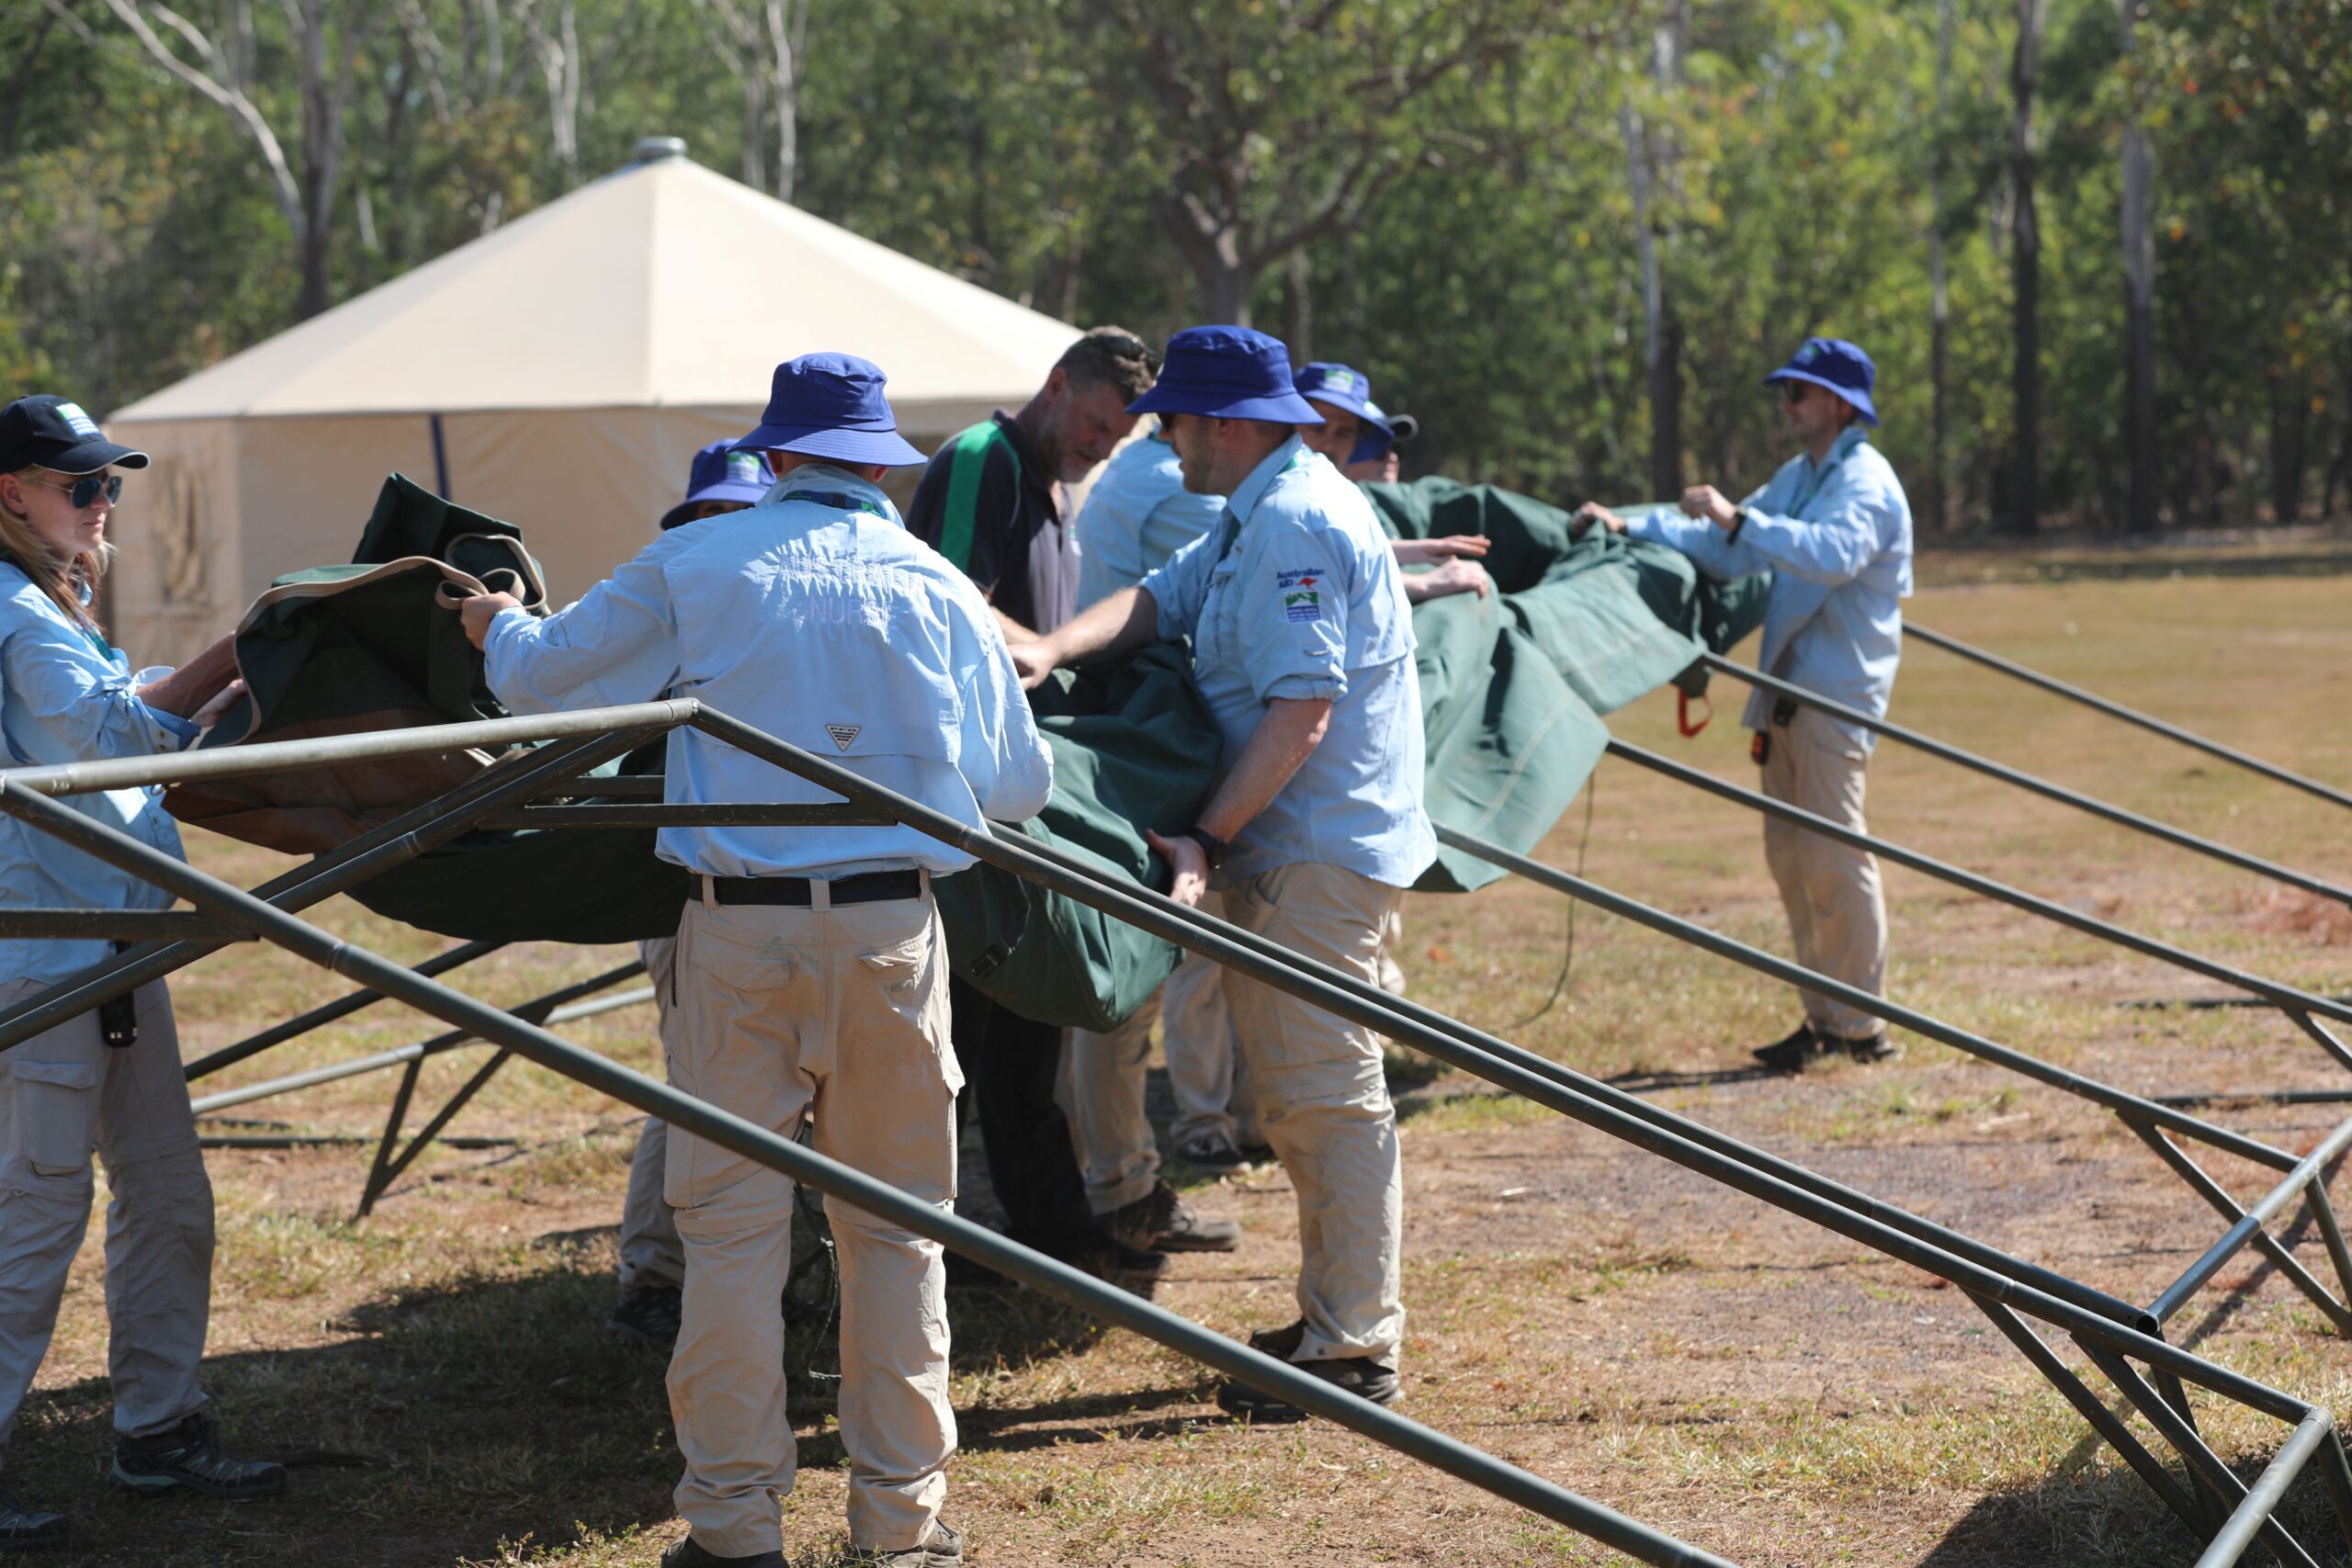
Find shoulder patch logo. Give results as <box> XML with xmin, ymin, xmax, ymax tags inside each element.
<box><xmin>825</xmin><ymin>723</ymin><xmax>861</xmax><ymax>751</ymax></box>
<box><xmin>1275</xmin><ymin>568</ymin><xmax>1324</xmax><ymax>624</ymax></box>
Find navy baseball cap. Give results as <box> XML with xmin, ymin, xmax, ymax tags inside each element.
<box><xmin>0</xmin><ymin>395</ymin><xmax>150</xmax><ymax>475</ymax></box>
<box><xmin>731</xmin><ymin>354</ymin><xmax>927</xmax><ymax>468</ymax></box>
<box><xmin>1349</xmin><ymin>400</ymin><xmax>1419</xmax><ymax>467</ymax></box>
<box><xmin>1763</xmin><ymin>336</ymin><xmax>1878</xmax><ymax>426</ymax></box>
<box><xmin>1127</xmin><ymin>327</ymin><xmax>1323</xmax><ymax>423</ymax></box>
<box><xmin>660</xmin><ymin>440</ymin><xmax>773</xmax><ymax>530</ymax></box>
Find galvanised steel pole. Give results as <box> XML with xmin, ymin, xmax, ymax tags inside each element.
<box><xmin>677</xmin><ymin>707</ymin><xmax>2335</xmax><ymax>1408</ymax></box>
<box><xmin>181</xmin><ymin>939</ymin><xmax>508</xmax><ymax>1082</ymax></box>
<box><xmin>0</xmin><ymin>775</ymin><xmax>1736</xmax><ymax>1568</ymax></box>
<box><xmin>1605</xmin><ymin>739</ymin><xmax>2352</xmax><ymax>1058</ymax></box>
<box><xmin>0</xmin><ymin>716</ymin><xmax>667</xmax><ymax>1050</ymax></box>
<box><xmin>1702</xmin><ymin>655</ymin><xmax>2352</xmax><ymax>910</ymax></box>
<box><xmin>8</xmin><ymin>714</ymin><xmax>2346</xmax><ymax>1555</ymax></box>
<box><xmin>1428</xmin><ymin>824</ymin><xmax>2293</xmax><ymax>1172</ymax></box>
<box><xmin>1907</xmin><ymin>622</ymin><xmax>2352</xmax><ymax>816</ymax></box>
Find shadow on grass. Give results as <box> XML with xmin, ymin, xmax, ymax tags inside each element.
<box><xmin>2</xmin><ymin>1235</ymin><xmax>1129</xmax><ymax>1568</ymax></box>
<box><xmin>1915</xmin><ymin>1457</ymin><xmax>2351</xmax><ymax>1567</ymax></box>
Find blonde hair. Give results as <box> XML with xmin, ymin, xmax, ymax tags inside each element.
<box><xmin>0</xmin><ymin>468</ymin><xmax>113</xmax><ymax>632</ymax></box>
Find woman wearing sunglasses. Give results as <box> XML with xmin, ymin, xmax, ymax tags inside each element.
<box><xmin>0</xmin><ymin>394</ymin><xmax>284</xmax><ymax>1546</ymax></box>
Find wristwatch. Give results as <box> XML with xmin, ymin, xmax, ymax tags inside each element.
<box><xmin>1181</xmin><ymin>826</ymin><xmax>1229</xmax><ymax>870</ymax></box>
<box><xmin>1725</xmin><ymin>506</ymin><xmax>1749</xmax><ymax>542</ymax></box>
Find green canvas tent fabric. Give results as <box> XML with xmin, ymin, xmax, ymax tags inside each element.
<box><xmin>163</xmin><ymin>475</ymin><xmax>1221</xmax><ymax>1009</ymax></box>
<box><xmin>934</xmin><ymin>643</ymin><xmax>1220</xmax><ymax>1031</ymax></box>
<box><xmin>1366</xmin><ymin>478</ymin><xmax>1770</xmax><ymax>893</ymax></box>
<box><xmin>164</xmin><ymin>476</ymin><xmax>548</xmax><ymax>853</ymax></box>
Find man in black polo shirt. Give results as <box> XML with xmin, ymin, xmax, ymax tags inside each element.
<box><xmin>908</xmin><ymin>328</ymin><xmax>1238</xmax><ymax>1281</ymax></box>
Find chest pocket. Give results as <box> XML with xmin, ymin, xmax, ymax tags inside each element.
<box><xmin>1199</xmin><ymin>560</ymin><xmax>1244</xmax><ymax>674</ymax></box>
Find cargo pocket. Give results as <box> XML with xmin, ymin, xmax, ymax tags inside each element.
<box><xmin>10</xmin><ymin>1058</ymin><xmax>98</xmax><ymax>1178</ymax></box>
<box><xmin>859</xmin><ymin>932</ymin><xmax>960</xmax><ymax>1096</ymax></box>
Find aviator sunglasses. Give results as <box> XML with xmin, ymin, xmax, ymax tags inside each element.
<box><xmin>22</xmin><ymin>474</ymin><xmax>125</xmax><ymax>508</ymax></box>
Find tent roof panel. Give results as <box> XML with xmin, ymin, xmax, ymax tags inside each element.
<box><xmin>113</xmin><ymin>157</ymin><xmax>1074</xmax><ymax>423</ymax></box>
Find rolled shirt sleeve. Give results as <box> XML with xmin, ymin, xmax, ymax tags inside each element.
<box><xmin>1233</xmin><ymin>518</ymin><xmax>1350</xmax><ymax>703</ymax></box>
<box><xmin>6</xmin><ymin>631</ymin><xmax>199</xmax><ymax>759</ymax></box>
<box><xmin>482</xmin><ymin>548</ymin><xmax>682</xmax><ymax>716</ymax></box>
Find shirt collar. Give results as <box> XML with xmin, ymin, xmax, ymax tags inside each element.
<box><xmin>1227</xmin><ymin>433</ymin><xmax>1306</xmax><ymax>523</ymax></box>
<box><xmin>1806</xmin><ymin>425</ymin><xmax>1870</xmax><ymax>476</ymax></box>
<box><xmin>761</xmin><ymin>465</ymin><xmax>900</xmax><ymax>520</ymax></box>
<box><xmin>991</xmin><ymin>410</ymin><xmax>1057</xmax><ymax>501</ymax></box>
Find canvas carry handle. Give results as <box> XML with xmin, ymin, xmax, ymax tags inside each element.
<box><xmin>431</xmin><ymin>566</ymin><xmax>526</xmax><ymax>609</ymax></box>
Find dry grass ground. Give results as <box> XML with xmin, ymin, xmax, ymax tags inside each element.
<box><xmin>16</xmin><ymin>557</ymin><xmax>2352</xmax><ymax>1566</ymax></box>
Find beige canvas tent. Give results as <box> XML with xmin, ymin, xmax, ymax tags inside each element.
<box><xmin>104</xmin><ymin>139</ymin><xmax>1082</xmax><ymax>666</ymax></box>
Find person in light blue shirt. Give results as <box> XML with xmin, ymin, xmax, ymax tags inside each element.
<box><xmin>1575</xmin><ymin>336</ymin><xmax>1913</xmax><ymax>1073</ymax></box>
<box><xmin>1072</xmin><ymin>421</ymin><xmax>1225</xmax><ymax>608</ymax></box>
<box><xmin>460</xmin><ymin>355</ymin><xmax>1046</xmax><ymax>1568</ymax></box>
<box><xmin>1016</xmin><ymin>325</ymin><xmax>1430</xmax><ymax>1423</ymax></box>
<box><xmin>0</xmin><ymin>394</ymin><xmax>282</xmax><ymax>1547</ymax></box>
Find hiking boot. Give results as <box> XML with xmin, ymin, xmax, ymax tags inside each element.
<box><xmin>1174</xmin><ymin>1131</ymin><xmax>1247</xmax><ymax>1171</ymax></box>
<box><xmin>110</xmin><ymin>1414</ymin><xmax>285</xmax><ymax>1500</ymax></box>
<box><xmin>0</xmin><ymin>1483</ymin><xmax>65</xmax><ymax>1549</ymax></box>
<box><xmin>1751</xmin><ymin>1022</ymin><xmax>1827</xmax><ymax>1073</ymax></box>
<box><xmin>661</xmin><ymin>1536</ymin><xmax>788</xmax><ymax>1568</ymax></box>
<box><xmin>1218</xmin><ymin>1322</ymin><xmax>1400</xmax><ymax>1423</ymax></box>
<box><xmin>1066</xmin><ymin>1231</ymin><xmax>1170</xmax><ymax>1284</ymax></box>
<box><xmin>1108</xmin><ymin>1180</ymin><xmax>1240</xmax><ymax>1254</ymax></box>
<box><xmin>1832</xmin><ymin>1029</ymin><xmax>1901</xmax><ymax>1064</ymax></box>
<box><xmin>852</xmin><ymin>1518</ymin><xmax>963</xmax><ymax>1566</ymax></box>
<box><xmin>607</xmin><ymin>1282</ymin><xmax>684</xmax><ymax>1350</ymax></box>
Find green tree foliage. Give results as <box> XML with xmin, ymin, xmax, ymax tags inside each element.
<box><xmin>1</xmin><ymin>0</ymin><xmax>2343</xmax><ymax>529</ymax></box>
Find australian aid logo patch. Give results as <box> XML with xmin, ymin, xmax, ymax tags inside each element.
<box><xmin>1275</xmin><ymin>568</ymin><xmax>1322</xmax><ymax>624</ymax></box>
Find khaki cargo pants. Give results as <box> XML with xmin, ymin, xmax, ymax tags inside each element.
<box><xmin>1063</xmin><ymin>889</ymin><xmax>1260</xmax><ymax>1217</ymax></box>
<box><xmin>1759</xmin><ymin>706</ymin><xmax>1891</xmax><ymax>1040</ymax></box>
<box><xmin>1219</xmin><ymin>862</ymin><xmax>1407</xmax><ymax>1364</ymax></box>
<box><xmin>0</xmin><ymin>978</ymin><xmax>214</xmax><ymax>1461</ymax></box>
<box><xmin>664</xmin><ymin>889</ymin><xmax>961</xmax><ymax>1557</ymax></box>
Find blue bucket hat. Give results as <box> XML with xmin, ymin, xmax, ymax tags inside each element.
<box><xmin>1126</xmin><ymin>327</ymin><xmax>1323</xmax><ymax>424</ymax></box>
<box><xmin>1294</xmin><ymin>362</ymin><xmax>1374</xmax><ymax>422</ymax></box>
<box><xmin>730</xmin><ymin>353</ymin><xmax>928</xmax><ymax>467</ymax></box>
<box><xmin>660</xmin><ymin>440</ymin><xmax>773</xmax><ymax>530</ymax></box>
<box><xmin>1348</xmin><ymin>399</ymin><xmax>1419</xmax><ymax>467</ymax></box>
<box><xmin>1763</xmin><ymin>336</ymin><xmax>1878</xmax><ymax>426</ymax></box>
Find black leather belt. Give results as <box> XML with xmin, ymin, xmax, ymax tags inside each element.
<box><xmin>703</xmin><ymin>870</ymin><xmax>924</xmax><ymax>907</ymax></box>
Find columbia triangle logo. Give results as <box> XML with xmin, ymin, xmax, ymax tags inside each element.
<box><xmin>825</xmin><ymin>723</ymin><xmax>861</xmax><ymax>751</ymax></box>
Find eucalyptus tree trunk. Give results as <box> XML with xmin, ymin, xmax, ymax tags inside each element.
<box><xmin>2120</xmin><ymin>0</ymin><xmax>2158</xmax><ymax>534</ymax></box>
<box><xmin>2007</xmin><ymin>0</ymin><xmax>2047</xmax><ymax>531</ymax></box>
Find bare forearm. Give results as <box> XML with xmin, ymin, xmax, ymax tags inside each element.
<box><xmin>1046</xmin><ymin>586</ymin><xmax>1159</xmax><ymax>666</ymax></box>
<box><xmin>1197</xmin><ymin>697</ymin><xmax>1330</xmax><ymax>841</ymax></box>
<box><xmin>133</xmin><ymin>636</ymin><xmax>239</xmax><ymax>717</ymax></box>
<box><xmin>990</xmin><ymin>604</ymin><xmax>1037</xmax><ymax>643</ymax></box>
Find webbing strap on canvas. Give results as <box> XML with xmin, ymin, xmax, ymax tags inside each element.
<box><xmin>938</xmin><ymin>422</ymin><xmax>1014</xmax><ymax>571</ymax></box>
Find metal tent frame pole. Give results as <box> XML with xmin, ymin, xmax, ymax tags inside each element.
<box><xmin>1432</xmin><ymin>820</ymin><xmax>2352</xmax><ymax>1339</ymax></box>
<box><xmin>1604</xmin><ymin>738</ymin><xmax>2352</xmax><ymax>1069</ymax></box>
<box><xmin>5</xmin><ymin>704</ymin><xmax>2348</xmax><ymax>1559</ymax></box>
<box><xmin>1699</xmin><ymin>655</ymin><xmax>2352</xmax><ymax>910</ymax></box>
<box><xmin>0</xmin><ymin>740</ymin><xmax>1728</xmax><ymax>1568</ymax></box>
<box><xmin>1905</xmin><ymin>622</ymin><xmax>2352</xmax><ymax>815</ymax></box>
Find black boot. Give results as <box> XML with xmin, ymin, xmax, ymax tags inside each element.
<box><xmin>0</xmin><ymin>1483</ymin><xmax>65</xmax><ymax>1549</ymax></box>
<box><xmin>1751</xmin><ymin>1022</ymin><xmax>1826</xmax><ymax>1072</ymax></box>
<box><xmin>110</xmin><ymin>1413</ymin><xmax>286</xmax><ymax>1500</ymax></box>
